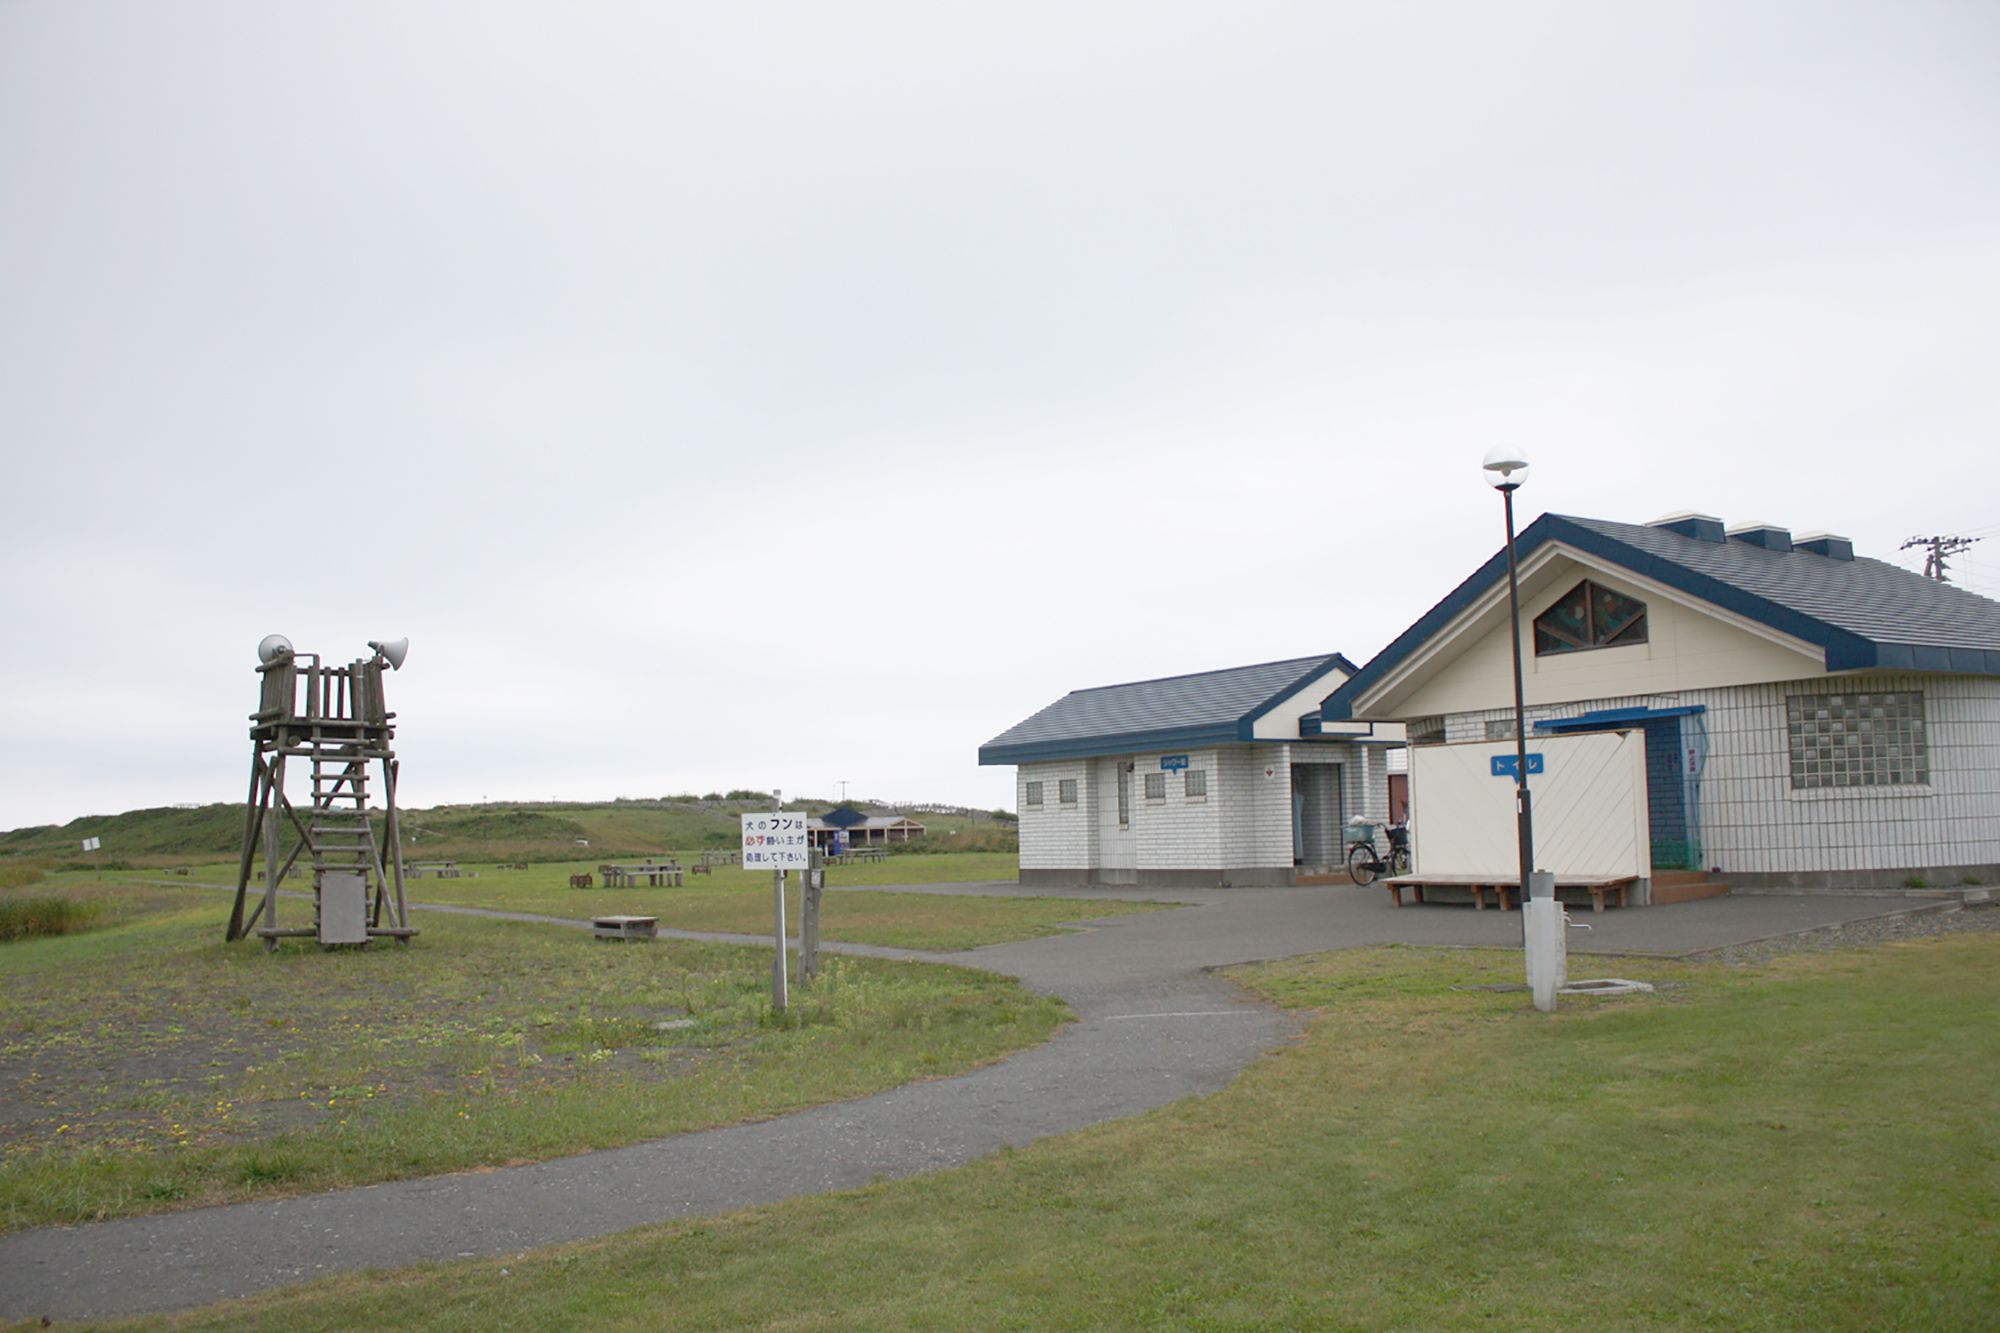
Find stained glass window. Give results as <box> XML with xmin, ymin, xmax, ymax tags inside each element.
<box><xmin>1534</xmin><ymin>580</ymin><xmax>1648</xmax><ymax>655</ymax></box>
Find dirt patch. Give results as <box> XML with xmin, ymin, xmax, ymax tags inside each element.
<box><xmin>1687</xmin><ymin>900</ymin><xmax>1999</xmax><ymax>967</ymax></box>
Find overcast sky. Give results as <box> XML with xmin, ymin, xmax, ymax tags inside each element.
<box><xmin>3</xmin><ymin>1</ymin><xmax>1997</xmax><ymax>830</ymax></box>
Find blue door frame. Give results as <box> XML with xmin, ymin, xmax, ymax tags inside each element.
<box><xmin>1536</xmin><ymin>706</ymin><xmax>1708</xmax><ymax>871</ymax></box>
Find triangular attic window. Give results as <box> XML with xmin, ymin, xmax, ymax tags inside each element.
<box><xmin>1534</xmin><ymin>580</ymin><xmax>1648</xmax><ymax>656</ymax></box>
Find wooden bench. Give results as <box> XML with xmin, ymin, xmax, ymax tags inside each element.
<box><xmin>599</xmin><ymin>863</ymin><xmax>684</xmax><ymax>888</ymax></box>
<box><xmin>591</xmin><ymin>914</ymin><xmax>657</xmax><ymax>942</ymax></box>
<box><xmin>1382</xmin><ymin>874</ymin><xmax>1637</xmax><ymax>912</ymax></box>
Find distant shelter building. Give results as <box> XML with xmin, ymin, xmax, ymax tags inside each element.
<box><xmin>979</xmin><ymin>654</ymin><xmax>1404</xmax><ymax>887</ymax></box>
<box><xmin>807</xmin><ymin>806</ymin><xmax>926</xmax><ymax>852</ymax></box>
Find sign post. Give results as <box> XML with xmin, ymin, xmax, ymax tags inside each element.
<box><xmin>742</xmin><ymin>801</ymin><xmax>809</xmax><ymax>1012</ymax></box>
<box><xmin>81</xmin><ymin>836</ymin><xmax>102</xmax><ymax>877</ymax></box>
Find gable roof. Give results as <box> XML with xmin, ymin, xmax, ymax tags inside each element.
<box><xmin>1324</xmin><ymin>513</ymin><xmax>2000</xmax><ymax>721</ymax></box>
<box><xmin>979</xmin><ymin>653</ymin><xmax>1356</xmax><ymax>765</ymax></box>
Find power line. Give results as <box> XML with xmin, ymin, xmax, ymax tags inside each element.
<box><xmin>1900</xmin><ymin>533</ymin><xmax>1981</xmax><ymax>582</ymax></box>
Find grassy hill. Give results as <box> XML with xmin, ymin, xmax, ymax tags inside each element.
<box><xmin>0</xmin><ymin>797</ymin><xmax>1017</xmax><ymax>869</ymax></box>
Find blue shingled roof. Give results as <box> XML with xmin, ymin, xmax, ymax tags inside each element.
<box><xmin>979</xmin><ymin>653</ymin><xmax>1355</xmax><ymax>765</ymax></box>
<box><xmin>1324</xmin><ymin>513</ymin><xmax>2000</xmax><ymax>721</ymax></box>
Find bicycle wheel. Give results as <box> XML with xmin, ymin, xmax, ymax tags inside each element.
<box><xmin>1346</xmin><ymin>843</ymin><xmax>1379</xmax><ymax>885</ymax></box>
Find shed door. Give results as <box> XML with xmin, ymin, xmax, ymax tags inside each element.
<box><xmin>1096</xmin><ymin>758</ymin><xmax>1136</xmax><ymax>870</ymax></box>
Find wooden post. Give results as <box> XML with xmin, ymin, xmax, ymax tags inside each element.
<box><xmin>800</xmin><ymin>846</ymin><xmax>824</xmax><ymax>983</ymax></box>
<box><xmin>261</xmin><ymin>751</ymin><xmax>286</xmax><ymax>950</ymax></box>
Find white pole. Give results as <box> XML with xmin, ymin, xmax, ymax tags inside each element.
<box><xmin>770</xmin><ymin>789</ymin><xmax>788</xmax><ymax>1012</ymax></box>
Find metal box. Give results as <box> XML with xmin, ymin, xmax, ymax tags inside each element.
<box><xmin>318</xmin><ymin>872</ymin><xmax>370</xmax><ymax>945</ymax></box>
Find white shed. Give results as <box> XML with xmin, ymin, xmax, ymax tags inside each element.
<box><xmin>980</xmin><ymin>654</ymin><xmax>1404</xmax><ymax>887</ymax></box>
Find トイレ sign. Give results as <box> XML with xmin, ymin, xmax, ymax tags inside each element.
<box><xmin>1490</xmin><ymin>753</ymin><xmax>1546</xmax><ymax>778</ymax></box>
<box><xmin>741</xmin><ymin>813</ymin><xmax>810</xmax><ymax>869</ymax></box>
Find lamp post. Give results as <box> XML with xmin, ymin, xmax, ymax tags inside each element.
<box><xmin>1482</xmin><ymin>448</ymin><xmax>1535</xmax><ymax>924</ymax></box>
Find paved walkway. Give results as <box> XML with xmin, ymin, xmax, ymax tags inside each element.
<box><xmin>0</xmin><ymin>882</ymin><xmax>1943</xmax><ymax>1321</ymax></box>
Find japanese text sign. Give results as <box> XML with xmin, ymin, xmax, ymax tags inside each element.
<box><xmin>741</xmin><ymin>812</ymin><xmax>810</xmax><ymax>869</ymax></box>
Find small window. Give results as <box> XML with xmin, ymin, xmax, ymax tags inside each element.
<box><xmin>1485</xmin><ymin>718</ymin><xmax>1517</xmax><ymax>742</ymax></box>
<box><xmin>1144</xmin><ymin>772</ymin><xmax>1166</xmax><ymax>801</ymax></box>
<box><xmin>1407</xmin><ymin>716</ymin><xmax>1446</xmax><ymax>746</ymax></box>
<box><xmin>1787</xmin><ymin>691</ymin><xmax>1928</xmax><ymax>790</ymax></box>
<box><xmin>1534</xmin><ymin>580</ymin><xmax>1647</xmax><ymax>656</ymax></box>
<box><xmin>1024</xmin><ymin>781</ymin><xmax>1043</xmax><ymax>808</ymax></box>
<box><xmin>1058</xmin><ymin>778</ymin><xmax>1078</xmax><ymax>805</ymax></box>
<box><xmin>1184</xmin><ymin>769</ymin><xmax>1207</xmax><ymax>800</ymax></box>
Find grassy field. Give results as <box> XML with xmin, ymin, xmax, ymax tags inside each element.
<box><xmin>0</xmin><ymin>796</ymin><xmax>1017</xmax><ymax>870</ymax></box>
<box><xmin>116</xmin><ymin>855</ymin><xmax>1154</xmax><ymax>953</ymax></box>
<box><xmin>142</xmin><ymin>933</ymin><xmax>2000</xmax><ymax>1331</ymax></box>
<box><xmin>0</xmin><ymin>882</ymin><xmax>1068</xmax><ymax>1233</ymax></box>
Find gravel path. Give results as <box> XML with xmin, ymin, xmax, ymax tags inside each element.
<box><xmin>0</xmin><ymin>882</ymin><xmax>1971</xmax><ymax>1322</ymax></box>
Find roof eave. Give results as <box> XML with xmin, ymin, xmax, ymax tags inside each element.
<box><xmin>978</xmin><ymin>722</ymin><xmax>1247</xmax><ymax>766</ymax></box>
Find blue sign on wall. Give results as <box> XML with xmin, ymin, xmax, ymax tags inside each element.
<box><xmin>1160</xmin><ymin>754</ymin><xmax>1190</xmax><ymax>771</ymax></box>
<box><xmin>1490</xmin><ymin>753</ymin><xmax>1545</xmax><ymax>778</ymax></box>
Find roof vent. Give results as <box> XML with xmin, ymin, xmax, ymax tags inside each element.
<box><xmin>1647</xmin><ymin>512</ymin><xmax>1727</xmax><ymax>543</ymax></box>
<box><xmin>1794</xmin><ymin>531</ymin><xmax>1854</xmax><ymax>561</ymax></box>
<box><xmin>1727</xmin><ymin>521</ymin><xmax>1793</xmax><ymax>553</ymax></box>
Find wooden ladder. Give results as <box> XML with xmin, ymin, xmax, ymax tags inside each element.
<box><xmin>308</xmin><ymin>750</ymin><xmax>381</xmax><ymax>931</ymax></box>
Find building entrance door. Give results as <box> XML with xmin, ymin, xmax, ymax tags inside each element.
<box><xmin>1290</xmin><ymin>763</ymin><xmax>1344</xmax><ymax>867</ymax></box>
<box><xmin>1095</xmin><ymin>757</ymin><xmax>1136</xmax><ymax>880</ymax></box>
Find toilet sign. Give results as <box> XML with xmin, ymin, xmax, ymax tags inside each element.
<box><xmin>1491</xmin><ymin>753</ymin><xmax>1545</xmax><ymax>778</ymax></box>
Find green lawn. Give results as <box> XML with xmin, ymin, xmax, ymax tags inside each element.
<box><xmin>0</xmin><ymin>883</ymin><xmax>1068</xmax><ymax>1233</ymax></box>
<box><xmin>145</xmin><ymin>933</ymin><xmax>2000</xmax><ymax>1331</ymax></box>
<box><xmin>129</xmin><ymin>855</ymin><xmax>1161</xmax><ymax>953</ymax></box>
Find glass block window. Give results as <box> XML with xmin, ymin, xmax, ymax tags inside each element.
<box><xmin>1058</xmin><ymin>778</ymin><xmax>1078</xmax><ymax>805</ymax></box>
<box><xmin>1024</xmin><ymin>781</ymin><xmax>1043</xmax><ymax>808</ymax></box>
<box><xmin>1786</xmin><ymin>691</ymin><xmax>1928</xmax><ymax>790</ymax></box>
<box><xmin>1184</xmin><ymin>769</ymin><xmax>1207</xmax><ymax>800</ymax></box>
<box><xmin>1144</xmin><ymin>772</ymin><xmax>1167</xmax><ymax>800</ymax></box>
<box><xmin>1485</xmin><ymin>718</ymin><xmax>1518</xmax><ymax>741</ymax></box>
<box><xmin>1534</xmin><ymin>580</ymin><xmax>1648</xmax><ymax>656</ymax></box>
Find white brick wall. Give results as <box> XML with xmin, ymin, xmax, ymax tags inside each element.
<box><xmin>1016</xmin><ymin>760</ymin><xmax>1092</xmax><ymax>870</ymax></box>
<box><xmin>1130</xmin><ymin>749</ymin><xmax>1225</xmax><ymax>870</ymax></box>
<box><xmin>1013</xmin><ymin>740</ymin><xmax>1400</xmax><ymax>876</ymax></box>
<box><xmin>1218</xmin><ymin>745</ymin><xmax>1295</xmax><ymax>868</ymax></box>
<box><xmin>1433</xmin><ymin>673</ymin><xmax>2000</xmax><ymax>877</ymax></box>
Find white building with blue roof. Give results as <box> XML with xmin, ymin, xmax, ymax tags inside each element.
<box><xmin>980</xmin><ymin>654</ymin><xmax>1403</xmax><ymax>887</ymax></box>
<box><xmin>1322</xmin><ymin>512</ymin><xmax>2000</xmax><ymax>895</ymax></box>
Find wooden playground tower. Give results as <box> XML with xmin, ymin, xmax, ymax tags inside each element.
<box><xmin>226</xmin><ymin>636</ymin><xmax>417</xmax><ymax>949</ymax></box>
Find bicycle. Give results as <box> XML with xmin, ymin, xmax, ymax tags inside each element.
<box><xmin>1345</xmin><ymin>821</ymin><xmax>1411</xmax><ymax>885</ymax></box>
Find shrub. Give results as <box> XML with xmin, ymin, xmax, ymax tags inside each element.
<box><xmin>0</xmin><ymin>861</ymin><xmax>46</xmax><ymax>891</ymax></box>
<box><xmin>0</xmin><ymin>894</ymin><xmax>105</xmax><ymax>942</ymax></box>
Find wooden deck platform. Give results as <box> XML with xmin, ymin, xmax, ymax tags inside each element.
<box><xmin>1381</xmin><ymin>873</ymin><xmax>1637</xmax><ymax>912</ymax></box>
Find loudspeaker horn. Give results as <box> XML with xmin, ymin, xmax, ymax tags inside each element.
<box><xmin>368</xmin><ymin>637</ymin><xmax>410</xmax><ymax>670</ymax></box>
<box><xmin>257</xmin><ymin>634</ymin><xmax>294</xmax><ymax>665</ymax></box>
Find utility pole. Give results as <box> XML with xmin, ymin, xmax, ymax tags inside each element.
<box><xmin>1901</xmin><ymin>534</ymin><xmax>1980</xmax><ymax>582</ymax></box>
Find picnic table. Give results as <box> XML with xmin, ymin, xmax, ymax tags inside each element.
<box><xmin>1380</xmin><ymin>873</ymin><xmax>1636</xmax><ymax>913</ymax></box>
<box><xmin>832</xmin><ymin>847</ymin><xmax>886</xmax><ymax>865</ymax></box>
<box><xmin>598</xmin><ymin>861</ymin><xmax>684</xmax><ymax>888</ymax></box>
<box><xmin>407</xmin><ymin>861</ymin><xmax>462</xmax><ymax>879</ymax></box>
